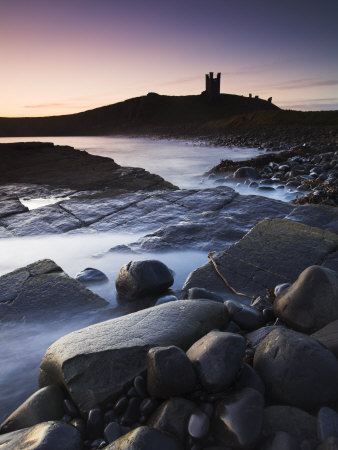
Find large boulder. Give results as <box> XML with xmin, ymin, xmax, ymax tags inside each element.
<box><xmin>253</xmin><ymin>328</ymin><xmax>338</xmax><ymax>410</ymax></box>
<box><xmin>0</xmin><ymin>385</ymin><xmax>64</xmax><ymax>434</ymax></box>
<box><xmin>312</xmin><ymin>320</ymin><xmax>338</xmax><ymax>358</ymax></box>
<box><xmin>183</xmin><ymin>219</ymin><xmax>338</xmax><ymax>298</ymax></box>
<box><xmin>0</xmin><ymin>259</ymin><xmax>108</xmax><ymax>322</ymax></box>
<box><xmin>39</xmin><ymin>300</ymin><xmax>229</xmax><ymax>414</ymax></box>
<box><xmin>273</xmin><ymin>266</ymin><xmax>338</xmax><ymax>333</ymax></box>
<box><xmin>115</xmin><ymin>260</ymin><xmax>174</xmax><ymax>299</ymax></box>
<box><xmin>0</xmin><ymin>421</ymin><xmax>82</xmax><ymax>450</ymax></box>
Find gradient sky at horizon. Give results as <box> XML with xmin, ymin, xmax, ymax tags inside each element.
<box><xmin>1</xmin><ymin>0</ymin><xmax>338</xmax><ymax>117</ymax></box>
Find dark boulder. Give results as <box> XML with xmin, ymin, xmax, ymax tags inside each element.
<box><xmin>312</xmin><ymin>320</ymin><xmax>338</xmax><ymax>358</ymax></box>
<box><xmin>75</xmin><ymin>267</ymin><xmax>108</xmax><ymax>283</ymax></box>
<box><xmin>116</xmin><ymin>259</ymin><xmax>174</xmax><ymax>299</ymax></box>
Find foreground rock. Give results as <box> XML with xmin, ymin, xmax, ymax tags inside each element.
<box><xmin>273</xmin><ymin>265</ymin><xmax>338</xmax><ymax>333</ymax></box>
<box><xmin>106</xmin><ymin>425</ymin><xmax>183</xmax><ymax>449</ymax></box>
<box><xmin>253</xmin><ymin>327</ymin><xmax>338</xmax><ymax>410</ymax></box>
<box><xmin>116</xmin><ymin>260</ymin><xmax>174</xmax><ymax>299</ymax></box>
<box><xmin>0</xmin><ymin>259</ymin><xmax>107</xmax><ymax>322</ymax></box>
<box><xmin>39</xmin><ymin>300</ymin><xmax>229</xmax><ymax>414</ymax></box>
<box><xmin>0</xmin><ymin>421</ymin><xmax>82</xmax><ymax>449</ymax></box>
<box><xmin>312</xmin><ymin>320</ymin><xmax>338</xmax><ymax>358</ymax></box>
<box><xmin>0</xmin><ymin>385</ymin><xmax>64</xmax><ymax>434</ymax></box>
<box><xmin>183</xmin><ymin>218</ymin><xmax>338</xmax><ymax>299</ymax></box>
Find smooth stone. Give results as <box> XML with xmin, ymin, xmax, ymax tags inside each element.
<box><xmin>274</xmin><ymin>283</ymin><xmax>291</xmax><ymax>297</ymax></box>
<box><xmin>186</xmin><ymin>331</ymin><xmax>246</xmax><ymax>393</ymax></box>
<box><xmin>312</xmin><ymin>320</ymin><xmax>338</xmax><ymax>358</ymax></box>
<box><xmin>133</xmin><ymin>376</ymin><xmax>147</xmax><ymax>398</ymax></box>
<box><xmin>245</xmin><ymin>326</ymin><xmax>280</xmax><ymax>349</ymax></box>
<box><xmin>273</xmin><ymin>266</ymin><xmax>338</xmax><ymax>333</ymax></box>
<box><xmin>0</xmin><ymin>259</ymin><xmax>107</xmax><ymax>322</ymax></box>
<box><xmin>262</xmin><ymin>405</ymin><xmax>317</xmax><ymax>443</ymax></box>
<box><xmin>70</xmin><ymin>417</ymin><xmax>85</xmax><ymax>434</ymax></box>
<box><xmin>212</xmin><ymin>387</ymin><xmax>264</xmax><ymax>448</ymax></box>
<box><xmin>87</xmin><ymin>408</ymin><xmax>104</xmax><ymax>440</ymax></box>
<box><xmin>104</xmin><ymin>422</ymin><xmax>122</xmax><ymax>444</ymax></box>
<box><xmin>188</xmin><ymin>409</ymin><xmax>210</xmax><ymax>439</ymax></box>
<box><xmin>253</xmin><ymin>328</ymin><xmax>338</xmax><ymax>410</ymax></box>
<box><xmin>39</xmin><ymin>301</ymin><xmax>229</xmax><ymax>414</ymax></box>
<box><xmin>233</xmin><ymin>363</ymin><xmax>265</xmax><ymax>395</ymax></box>
<box><xmin>317</xmin><ymin>407</ymin><xmax>338</xmax><ymax>441</ymax></box>
<box><xmin>184</xmin><ymin>287</ymin><xmax>223</xmax><ymax>303</ymax></box>
<box><xmin>251</xmin><ymin>296</ymin><xmax>273</xmax><ymax>311</ymax></box>
<box><xmin>0</xmin><ymin>385</ymin><xmax>65</xmax><ymax>434</ymax></box>
<box><xmin>317</xmin><ymin>436</ymin><xmax>338</xmax><ymax>449</ymax></box>
<box><xmin>233</xmin><ymin>167</ymin><xmax>260</xmax><ymax>179</ymax></box>
<box><xmin>104</xmin><ymin>410</ymin><xmax>117</xmax><ymax>425</ymax></box>
<box><xmin>116</xmin><ymin>259</ymin><xmax>174</xmax><ymax>299</ymax></box>
<box><xmin>139</xmin><ymin>398</ymin><xmax>159</xmax><ymax>416</ymax></box>
<box><xmin>259</xmin><ymin>431</ymin><xmax>300</xmax><ymax>450</ymax></box>
<box><xmin>114</xmin><ymin>397</ymin><xmax>128</xmax><ymax>417</ymax></box>
<box><xmin>147</xmin><ymin>345</ymin><xmax>196</xmax><ymax>398</ymax></box>
<box><xmin>121</xmin><ymin>397</ymin><xmax>142</xmax><ymax>426</ymax></box>
<box><xmin>155</xmin><ymin>295</ymin><xmax>177</xmax><ymax>305</ymax></box>
<box><xmin>0</xmin><ymin>421</ymin><xmax>82</xmax><ymax>449</ymax></box>
<box><xmin>148</xmin><ymin>397</ymin><xmax>196</xmax><ymax>441</ymax></box>
<box><xmin>63</xmin><ymin>399</ymin><xmax>78</xmax><ymax>418</ymax></box>
<box><xmin>263</xmin><ymin>308</ymin><xmax>275</xmax><ymax>322</ymax></box>
<box><xmin>225</xmin><ymin>300</ymin><xmax>265</xmax><ymax>330</ymax></box>
<box><xmin>75</xmin><ymin>267</ymin><xmax>108</xmax><ymax>283</ymax></box>
<box><xmin>105</xmin><ymin>425</ymin><xmax>184</xmax><ymax>449</ymax></box>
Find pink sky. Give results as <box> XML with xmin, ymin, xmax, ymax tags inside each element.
<box><xmin>1</xmin><ymin>0</ymin><xmax>337</xmax><ymax>117</ymax></box>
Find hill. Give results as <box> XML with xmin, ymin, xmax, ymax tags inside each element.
<box><xmin>0</xmin><ymin>93</ymin><xmax>278</xmax><ymax>137</ymax></box>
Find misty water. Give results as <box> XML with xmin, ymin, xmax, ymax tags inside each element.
<box><xmin>0</xmin><ymin>136</ymin><xmax>294</xmax><ymax>420</ymax></box>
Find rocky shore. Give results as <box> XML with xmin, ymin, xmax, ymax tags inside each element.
<box><xmin>1</xmin><ymin>140</ymin><xmax>338</xmax><ymax>449</ymax></box>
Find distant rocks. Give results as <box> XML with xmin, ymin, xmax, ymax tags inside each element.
<box><xmin>75</xmin><ymin>267</ymin><xmax>108</xmax><ymax>283</ymax></box>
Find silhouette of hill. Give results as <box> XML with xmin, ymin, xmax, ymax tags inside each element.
<box><xmin>0</xmin><ymin>93</ymin><xmax>278</xmax><ymax>137</ymax></box>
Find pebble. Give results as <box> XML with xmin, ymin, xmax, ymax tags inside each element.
<box><xmin>63</xmin><ymin>398</ymin><xmax>78</xmax><ymax>418</ymax></box>
<box><xmin>188</xmin><ymin>410</ymin><xmax>210</xmax><ymax>439</ymax></box>
<box><xmin>104</xmin><ymin>421</ymin><xmax>122</xmax><ymax>443</ymax></box>
<box><xmin>114</xmin><ymin>396</ymin><xmax>128</xmax><ymax>416</ymax></box>
<box><xmin>86</xmin><ymin>408</ymin><xmax>104</xmax><ymax>440</ymax></box>
<box><xmin>317</xmin><ymin>407</ymin><xmax>338</xmax><ymax>441</ymax></box>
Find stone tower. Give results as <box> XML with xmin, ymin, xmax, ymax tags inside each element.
<box><xmin>205</xmin><ymin>72</ymin><xmax>221</xmax><ymax>98</ymax></box>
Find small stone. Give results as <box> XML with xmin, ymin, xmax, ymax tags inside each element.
<box><xmin>245</xmin><ymin>326</ymin><xmax>279</xmax><ymax>349</ymax></box>
<box><xmin>233</xmin><ymin>167</ymin><xmax>260</xmax><ymax>180</ymax></box>
<box><xmin>184</xmin><ymin>287</ymin><xmax>223</xmax><ymax>303</ymax></box>
<box><xmin>225</xmin><ymin>300</ymin><xmax>265</xmax><ymax>330</ymax></box>
<box><xmin>317</xmin><ymin>407</ymin><xmax>338</xmax><ymax>441</ymax></box>
<box><xmin>104</xmin><ymin>410</ymin><xmax>117</xmax><ymax>424</ymax></box>
<box><xmin>140</xmin><ymin>398</ymin><xmax>159</xmax><ymax>416</ymax></box>
<box><xmin>186</xmin><ymin>331</ymin><xmax>246</xmax><ymax>393</ymax></box>
<box><xmin>75</xmin><ymin>267</ymin><xmax>108</xmax><ymax>283</ymax></box>
<box><xmin>104</xmin><ymin>422</ymin><xmax>122</xmax><ymax>443</ymax></box>
<box><xmin>262</xmin><ymin>308</ymin><xmax>275</xmax><ymax>322</ymax></box>
<box><xmin>114</xmin><ymin>396</ymin><xmax>128</xmax><ymax>416</ymax></box>
<box><xmin>234</xmin><ymin>363</ymin><xmax>265</xmax><ymax>395</ymax></box>
<box><xmin>212</xmin><ymin>387</ymin><xmax>264</xmax><ymax>448</ymax></box>
<box><xmin>63</xmin><ymin>398</ymin><xmax>78</xmax><ymax>418</ymax></box>
<box><xmin>121</xmin><ymin>397</ymin><xmax>142</xmax><ymax>425</ymax></box>
<box><xmin>87</xmin><ymin>408</ymin><xmax>104</xmax><ymax>440</ymax></box>
<box><xmin>133</xmin><ymin>376</ymin><xmax>147</xmax><ymax>397</ymax></box>
<box><xmin>147</xmin><ymin>345</ymin><xmax>196</xmax><ymax>398</ymax></box>
<box><xmin>188</xmin><ymin>409</ymin><xmax>210</xmax><ymax>440</ymax></box>
<box><xmin>70</xmin><ymin>418</ymin><xmax>86</xmax><ymax>434</ymax></box>
<box><xmin>259</xmin><ymin>431</ymin><xmax>299</xmax><ymax>450</ymax></box>
<box><xmin>155</xmin><ymin>295</ymin><xmax>177</xmax><ymax>305</ymax></box>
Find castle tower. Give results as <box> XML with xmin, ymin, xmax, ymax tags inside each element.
<box><xmin>205</xmin><ymin>72</ymin><xmax>221</xmax><ymax>98</ymax></box>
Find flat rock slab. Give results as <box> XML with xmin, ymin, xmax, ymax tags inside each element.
<box><xmin>39</xmin><ymin>300</ymin><xmax>229</xmax><ymax>414</ymax></box>
<box><xmin>0</xmin><ymin>259</ymin><xmax>107</xmax><ymax>322</ymax></box>
<box><xmin>0</xmin><ymin>199</ymin><xmax>27</xmax><ymax>219</ymax></box>
<box><xmin>286</xmin><ymin>204</ymin><xmax>338</xmax><ymax>234</ymax></box>
<box><xmin>183</xmin><ymin>218</ymin><xmax>338</xmax><ymax>298</ymax></box>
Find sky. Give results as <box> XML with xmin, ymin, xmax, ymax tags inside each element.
<box><xmin>1</xmin><ymin>0</ymin><xmax>337</xmax><ymax>117</ymax></box>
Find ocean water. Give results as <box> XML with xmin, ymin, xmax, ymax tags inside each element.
<box><xmin>0</xmin><ymin>136</ymin><xmax>292</xmax><ymax>420</ymax></box>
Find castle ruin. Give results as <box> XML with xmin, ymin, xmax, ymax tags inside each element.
<box><xmin>205</xmin><ymin>72</ymin><xmax>221</xmax><ymax>98</ymax></box>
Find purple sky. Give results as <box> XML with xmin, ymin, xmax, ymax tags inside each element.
<box><xmin>1</xmin><ymin>0</ymin><xmax>337</xmax><ymax>116</ymax></box>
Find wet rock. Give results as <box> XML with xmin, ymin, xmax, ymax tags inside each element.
<box><xmin>63</xmin><ymin>399</ymin><xmax>78</xmax><ymax>419</ymax></box>
<box><xmin>253</xmin><ymin>328</ymin><xmax>338</xmax><ymax>410</ymax></box>
<box><xmin>75</xmin><ymin>267</ymin><xmax>108</xmax><ymax>283</ymax></box>
<box><xmin>317</xmin><ymin>436</ymin><xmax>338</xmax><ymax>449</ymax></box>
<box><xmin>184</xmin><ymin>287</ymin><xmax>223</xmax><ymax>303</ymax></box>
<box><xmin>104</xmin><ymin>421</ymin><xmax>122</xmax><ymax>444</ymax></box>
<box><xmin>148</xmin><ymin>397</ymin><xmax>196</xmax><ymax>441</ymax></box>
<box><xmin>286</xmin><ymin>204</ymin><xmax>338</xmax><ymax>234</ymax></box>
<box><xmin>116</xmin><ymin>259</ymin><xmax>174</xmax><ymax>299</ymax></box>
<box><xmin>233</xmin><ymin>167</ymin><xmax>260</xmax><ymax>179</ymax></box>
<box><xmin>155</xmin><ymin>295</ymin><xmax>177</xmax><ymax>305</ymax></box>
<box><xmin>188</xmin><ymin>409</ymin><xmax>210</xmax><ymax>439</ymax></box>
<box><xmin>114</xmin><ymin>397</ymin><xmax>128</xmax><ymax>417</ymax></box>
<box><xmin>39</xmin><ymin>300</ymin><xmax>229</xmax><ymax>414</ymax></box>
<box><xmin>317</xmin><ymin>407</ymin><xmax>338</xmax><ymax>441</ymax></box>
<box><xmin>245</xmin><ymin>326</ymin><xmax>280</xmax><ymax>349</ymax></box>
<box><xmin>87</xmin><ymin>408</ymin><xmax>104</xmax><ymax>440</ymax></box>
<box><xmin>121</xmin><ymin>397</ymin><xmax>142</xmax><ymax>426</ymax></box>
<box><xmin>312</xmin><ymin>320</ymin><xmax>338</xmax><ymax>358</ymax></box>
<box><xmin>0</xmin><ymin>421</ymin><xmax>82</xmax><ymax>449</ymax></box>
<box><xmin>183</xmin><ymin>219</ymin><xmax>338</xmax><ymax>299</ymax></box>
<box><xmin>212</xmin><ymin>387</ymin><xmax>264</xmax><ymax>448</ymax></box>
<box><xmin>273</xmin><ymin>266</ymin><xmax>338</xmax><ymax>333</ymax></box>
<box><xmin>0</xmin><ymin>385</ymin><xmax>64</xmax><ymax>434</ymax></box>
<box><xmin>133</xmin><ymin>376</ymin><xmax>147</xmax><ymax>397</ymax></box>
<box><xmin>233</xmin><ymin>363</ymin><xmax>265</xmax><ymax>395</ymax></box>
<box><xmin>0</xmin><ymin>259</ymin><xmax>107</xmax><ymax>322</ymax></box>
<box><xmin>147</xmin><ymin>345</ymin><xmax>196</xmax><ymax>398</ymax></box>
<box><xmin>140</xmin><ymin>398</ymin><xmax>159</xmax><ymax>416</ymax></box>
<box><xmin>259</xmin><ymin>431</ymin><xmax>300</xmax><ymax>450</ymax></box>
<box><xmin>262</xmin><ymin>405</ymin><xmax>317</xmax><ymax>443</ymax></box>
<box><xmin>186</xmin><ymin>331</ymin><xmax>246</xmax><ymax>393</ymax></box>
<box><xmin>225</xmin><ymin>300</ymin><xmax>265</xmax><ymax>330</ymax></box>
<box><xmin>105</xmin><ymin>425</ymin><xmax>183</xmax><ymax>449</ymax></box>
